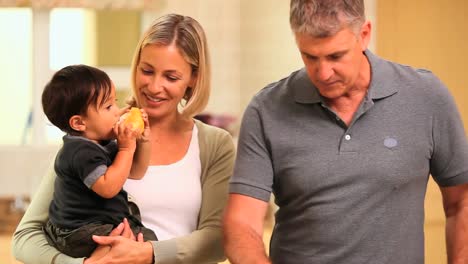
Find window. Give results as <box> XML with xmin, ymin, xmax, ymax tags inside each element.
<box><xmin>50</xmin><ymin>8</ymin><xmax>96</xmax><ymax>70</ymax></box>
<box><xmin>0</xmin><ymin>8</ymin><xmax>32</xmax><ymax>145</ymax></box>
<box><xmin>1</xmin><ymin>7</ymin><xmax>141</xmax><ymax>145</ymax></box>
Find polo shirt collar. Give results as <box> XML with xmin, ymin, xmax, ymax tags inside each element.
<box><xmin>292</xmin><ymin>68</ymin><xmax>322</xmax><ymax>104</ymax></box>
<box><xmin>365</xmin><ymin>50</ymin><xmax>398</xmax><ymax>100</ymax></box>
<box><xmin>293</xmin><ymin>49</ymin><xmax>398</xmax><ymax>104</ymax></box>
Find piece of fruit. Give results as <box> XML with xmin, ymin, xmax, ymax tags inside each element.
<box><xmin>120</xmin><ymin>107</ymin><xmax>144</xmax><ymax>134</ymax></box>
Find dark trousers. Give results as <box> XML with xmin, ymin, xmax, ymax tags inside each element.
<box><xmin>44</xmin><ymin>216</ymin><xmax>157</xmax><ymax>258</ymax></box>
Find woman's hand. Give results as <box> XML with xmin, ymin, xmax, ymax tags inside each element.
<box><xmin>86</xmin><ymin>239</ymin><xmax>154</xmax><ymax>264</ymax></box>
<box><xmin>138</xmin><ymin>109</ymin><xmax>151</xmax><ymax>143</ymax></box>
<box><xmin>83</xmin><ymin>221</ymin><xmax>125</xmax><ymax>264</ymax></box>
<box><xmin>84</xmin><ymin>218</ymin><xmax>154</xmax><ymax>264</ymax></box>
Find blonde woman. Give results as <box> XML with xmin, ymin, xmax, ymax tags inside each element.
<box><xmin>13</xmin><ymin>14</ymin><xmax>235</xmax><ymax>264</ymax></box>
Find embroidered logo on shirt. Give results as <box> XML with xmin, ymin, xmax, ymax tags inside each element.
<box><xmin>384</xmin><ymin>137</ymin><xmax>398</xmax><ymax>148</ymax></box>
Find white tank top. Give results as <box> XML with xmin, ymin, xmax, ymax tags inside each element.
<box><xmin>124</xmin><ymin>125</ymin><xmax>201</xmax><ymax>240</ymax></box>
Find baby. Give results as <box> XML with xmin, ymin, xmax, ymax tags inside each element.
<box><xmin>41</xmin><ymin>64</ymin><xmax>157</xmax><ymax>258</ymax></box>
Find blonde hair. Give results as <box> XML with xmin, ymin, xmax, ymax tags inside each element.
<box><xmin>129</xmin><ymin>14</ymin><xmax>211</xmax><ymax>118</ymax></box>
<box><xmin>290</xmin><ymin>0</ymin><xmax>365</xmax><ymax>37</ymax></box>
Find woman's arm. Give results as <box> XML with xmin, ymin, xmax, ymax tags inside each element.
<box><xmin>129</xmin><ymin>110</ymin><xmax>151</xmax><ymax>180</ymax></box>
<box><xmin>12</xmin><ymin>163</ymin><xmax>85</xmax><ymax>264</ymax></box>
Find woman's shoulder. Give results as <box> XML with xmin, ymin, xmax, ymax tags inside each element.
<box><xmin>194</xmin><ymin>119</ymin><xmax>236</xmax><ymax>184</ymax></box>
<box><xmin>194</xmin><ymin>119</ymin><xmax>232</xmax><ymax>142</ymax></box>
<box><xmin>194</xmin><ymin>119</ymin><xmax>235</xmax><ymax>159</ymax></box>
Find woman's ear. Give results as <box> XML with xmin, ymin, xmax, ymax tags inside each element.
<box><xmin>184</xmin><ymin>73</ymin><xmax>198</xmax><ymax>101</ymax></box>
<box><xmin>189</xmin><ymin>72</ymin><xmax>198</xmax><ymax>88</ymax></box>
<box><xmin>69</xmin><ymin>115</ymin><xmax>86</xmax><ymax>132</ymax></box>
<box><xmin>183</xmin><ymin>87</ymin><xmax>193</xmax><ymax>101</ymax></box>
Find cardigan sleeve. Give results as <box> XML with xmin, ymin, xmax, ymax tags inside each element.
<box><xmin>12</xmin><ymin>162</ymin><xmax>85</xmax><ymax>264</ymax></box>
<box><xmin>151</xmin><ymin>122</ymin><xmax>236</xmax><ymax>264</ymax></box>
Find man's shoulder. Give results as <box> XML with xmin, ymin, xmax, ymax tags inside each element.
<box><xmin>251</xmin><ymin>68</ymin><xmax>307</xmax><ymax>104</ymax></box>
<box><xmin>393</xmin><ymin>62</ymin><xmax>436</xmax><ymax>80</ymax></box>
<box><xmin>388</xmin><ymin>60</ymin><xmax>445</xmax><ymax>93</ymax></box>
<box><xmin>372</xmin><ymin>55</ymin><xmax>452</xmax><ymax>108</ymax></box>
<box><xmin>373</xmin><ymin>54</ymin><xmax>439</xmax><ymax>84</ymax></box>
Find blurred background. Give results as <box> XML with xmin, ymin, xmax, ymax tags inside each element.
<box><xmin>0</xmin><ymin>0</ymin><xmax>467</xmax><ymax>263</ymax></box>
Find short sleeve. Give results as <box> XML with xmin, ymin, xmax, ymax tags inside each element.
<box><xmin>230</xmin><ymin>98</ymin><xmax>274</xmax><ymax>202</ymax></box>
<box><xmin>70</xmin><ymin>144</ymin><xmax>109</xmax><ymax>188</ymax></box>
<box><xmin>429</xmin><ymin>74</ymin><xmax>468</xmax><ymax>186</ymax></box>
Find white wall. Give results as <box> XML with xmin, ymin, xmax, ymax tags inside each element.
<box><xmin>0</xmin><ymin>145</ymin><xmax>59</xmax><ymax>197</ymax></box>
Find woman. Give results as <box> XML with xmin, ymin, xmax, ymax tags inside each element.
<box><xmin>12</xmin><ymin>14</ymin><xmax>235</xmax><ymax>264</ymax></box>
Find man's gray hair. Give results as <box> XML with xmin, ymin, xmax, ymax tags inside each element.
<box><xmin>290</xmin><ymin>0</ymin><xmax>365</xmax><ymax>38</ymax></box>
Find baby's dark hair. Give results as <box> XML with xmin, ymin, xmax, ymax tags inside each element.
<box><xmin>42</xmin><ymin>64</ymin><xmax>112</xmax><ymax>135</ymax></box>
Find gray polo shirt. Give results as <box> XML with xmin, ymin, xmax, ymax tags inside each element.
<box><xmin>230</xmin><ymin>50</ymin><xmax>468</xmax><ymax>263</ymax></box>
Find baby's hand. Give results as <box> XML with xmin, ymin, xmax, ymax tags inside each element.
<box><xmin>114</xmin><ymin>120</ymin><xmax>138</xmax><ymax>152</ymax></box>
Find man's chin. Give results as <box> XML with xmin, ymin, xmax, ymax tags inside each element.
<box><xmin>316</xmin><ymin>88</ymin><xmax>343</xmax><ymax>99</ymax></box>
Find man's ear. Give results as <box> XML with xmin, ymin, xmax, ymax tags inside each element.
<box><xmin>69</xmin><ymin>115</ymin><xmax>86</xmax><ymax>132</ymax></box>
<box><xmin>359</xmin><ymin>20</ymin><xmax>372</xmax><ymax>51</ymax></box>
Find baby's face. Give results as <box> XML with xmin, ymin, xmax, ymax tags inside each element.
<box><xmin>81</xmin><ymin>83</ymin><xmax>120</xmax><ymax>142</ymax></box>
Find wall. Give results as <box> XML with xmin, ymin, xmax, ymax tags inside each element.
<box><xmin>0</xmin><ymin>145</ymin><xmax>59</xmax><ymax>197</ymax></box>
<box><xmin>239</xmin><ymin>0</ymin><xmax>302</xmax><ymax>113</ymax></box>
<box><xmin>142</xmin><ymin>0</ymin><xmax>242</xmax><ymax>117</ymax></box>
<box><xmin>142</xmin><ymin>0</ymin><xmax>376</xmax><ymax>116</ymax></box>
<box><xmin>238</xmin><ymin>0</ymin><xmax>377</xmax><ymax>114</ymax></box>
<box><xmin>96</xmin><ymin>10</ymin><xmax>140</xmax><ymax>67</ymax></box>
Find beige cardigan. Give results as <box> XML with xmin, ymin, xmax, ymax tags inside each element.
<box><xmin>12</xmin><ymin>120</ymin><xmax>236</xmax><ymax>264</ymax></box>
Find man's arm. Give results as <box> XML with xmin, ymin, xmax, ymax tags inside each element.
<box><xmin>440</xmin><ymin>183</ymin><xmax>468</xmax><ymax>264</ymax></box>
<box><xmin>223</xmin><ymin>193</ymin><xmax>271</xmax><ymax>264</ymax></box>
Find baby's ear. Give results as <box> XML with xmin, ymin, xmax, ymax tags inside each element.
<box><xmin>69</xmin><ymin>115</ymin><xmax>86</xmax><ymax>132</ymax></box>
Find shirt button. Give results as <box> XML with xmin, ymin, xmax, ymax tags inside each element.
<box><xmin>344</xmin><ymin>134</ymin><xmax>351</xmax><ymax>140</ymax></box>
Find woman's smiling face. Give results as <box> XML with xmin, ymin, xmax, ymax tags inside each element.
<box><xmin>135</xmin><ymin>43</ymin><xmax>195</xmax><ymax>120</ymax></box>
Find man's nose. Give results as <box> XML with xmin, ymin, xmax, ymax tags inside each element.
<box><xmin>316</xmin><ymin>61</ymin><xmax>334</xmax><ymax>81</ymax></box>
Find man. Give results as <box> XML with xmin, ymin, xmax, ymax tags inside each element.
<box><xmin>223</xmin><ymin>0</ymin><xmax>468</xmax><ymax>263</ymax></box>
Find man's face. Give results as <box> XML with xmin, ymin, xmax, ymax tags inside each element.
<box><xmin>295</xmin><ymin>22</ymin><xmax>371</xmax><ymax>100</ymax></box>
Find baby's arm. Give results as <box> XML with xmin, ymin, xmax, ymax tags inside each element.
<box><xmin>129</xmin><ymin>109</ymin><xmax>151</xmax><ymax>180</ymax></box>
<box><xmin>91</xmin><ymin>122</ymin><xmax>137</xmax><ymax>198</ymax></box>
